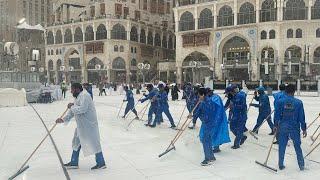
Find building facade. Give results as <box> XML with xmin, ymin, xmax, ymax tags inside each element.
<box><xmin>174</xmin><ymin>0</ymin><xmax>320</xmax><ymax>84</ymax></box>
<box><xmin>45</xmin><ymin>0</ymin><xmax>175</xmax><ymax>85</ymax></box>
<box><xmin>0</xmin><ymin>0</ymin><xmax>53</xmax><ymax>42</ymax></box>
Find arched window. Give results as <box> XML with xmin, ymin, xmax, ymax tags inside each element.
<box><xmin>285</xmin><ymin>45</ymin><xmax>302</xmax><ymax>63</ymax></box>
<box><xmin>87</xmin><ymin>57</ymin><xmax>104</xmax><ymax>69</ymax></box>
<box><xmin>140</xmin><ymin>29</ymin><xmax>146</xmax><ymax>43</ymax></box>
<box><xmin>296</xmin><ymin>28</ymin><xmax>302</xmax><ymax>38</ymax></box>
<box><xmin>96</xmin><ymin>24</ymin><xmax>107</xmax><ymax>40</ymax></box>
<box><xmin>112</xmin><ymin>57</ymin><xmax>126</xmax><ymax>69</ymax></box>
<box><xmin>261</xmin><ymin>47</ymin><xmax>275</xmax><ymax>63</ymax></box>
<box><xmin>179</xmin><ymin>11</ymin><xmax>195</xmax><ymax>31</ymax></box>
<box><xmin>47</xmin><ymin>50</ymin><xmax>50</xmax><ymax>55</ymax></box>
<box><xmin>287</xmin><ymin>29</ymin><xmax>293</xmax><ymax>38</ymax></box>
<box><xmin>314</xmin><ymin>47</ymin><xmax>320</xmax><ymax>63</ymax></box>
<box><xmin>64</xmin><ymin>29</ymin><xmax>72</xmax><ymax>43</ymax></box>
<box><xmin>238</xmin><ymin>2</ymin><xmax>255</xmax><ymax>24</ymax></box>
<box><xmin>56</xmin><ymin>49</ymin><xmax>59</xmax><ymax>55</ymax></box>
<box><xmin>85</xmin><ymin>26</ymin><xmax>94</xmax><ymax>41</ymax></box>
<box><xmin>120</xmin><ymin>46</ymin><xmax>124</xmax><ymax>52</ymax></box>
<box><xmin>154</xmin><ymin>33</ymin><xmax>161</xmax><ymax>47</ymax></box>
<box><xmin>131</xmin><ymin>59</ymin><xmax>137</xmax><ymax>66</ymax></box>
<box><xmin>284</xmin><ymin>0</ymin><xmax>307</xmax><ymax>20</ymax></box>
<box><xmin>168</xmin><ymin>35</ymin><xmax>173</xmax><ymax>49</ymax></box>
<box><xmin>261</xmin><ymin>30</ymin><xmax>267</xmax><ymax>39</ymax></box>
<box><xmin>269</xmin><ymin>30</ymin><xmax>276</xmax><ymax>39</ymax></box>
<box><xmin>48</xmin><ymin>60</ymin><xmax>54</xmax><ymax>71</ymax></box>
<box><xmin>218</xmin><ymin>5</ymin><xmax>234</xmax><ymax>27</ymax></box>
<box><xmin>114</xmin><ymin>45</ymin><xmax>118</xmax><ymax>52</ymax></box>
<box><xmin>317</xmin><ymin>28</ymin><xmax>320</xmax><ymax>38</ymax></box>
<box><xmin>199</xmin><ymin>8</ymin><xmax>213</xmax><ymax>29</ymax></box>
<box><xmin>74</xmin><ymin>27</ymin><xmax>83</xmax><ymax>42</ymax></box>
<box><xmin>130</xmin><ymin>26</ymin><xmax>138</xmax><ymax>42</ymax></box>
<box><xmin>147</xmin><ymin>31</ymin><xmax>153</xmax><ymax>45</ymax></box>
<box><xmin>260</xmin><ymin>0</ymin><xmax>277</xmax><ymax>22</ymax></box>
<box><xmin>47</xmin><ymin>31</ymin><xmax>54</xmax><ymax>45</ymax></box>
<box><xmin>57</xmin><ymin>59</ymin><xmax>62</xmax><ymax>70</ymax></box>
<box><xmin>312</xmin><ymin>0</ymin><xmax>320</xmax><ymax>19</ymax></box>
<box><xmin>51</xmin><ymin>50</ymin><xmax>54</xmax><ymax>55</ymax></box>
<box><xmin>162</xmin><ymin>35</ymin><xmax>167</xmax><ymax>48</ymax></box>
<box><xmin>111</xmin><ymin>24</ymin><xmax>126</xmax><ymax>40</ymax></box>
<box><xmin>55</xmin><ymin>30</ymin><xmax>62</xmax><ymax>44</ymax></box>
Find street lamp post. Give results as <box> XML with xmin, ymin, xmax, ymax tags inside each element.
<box><xmin>137</xmin><ymin>62</ymin><xmax>150</xmax><ymax>84</ymax></box>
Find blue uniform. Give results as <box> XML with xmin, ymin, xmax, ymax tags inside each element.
<box><xmin>153</xmin><ymin>91</ymin><xmax>175</xmax><ymax>127</ymax></box>
<box><xmin>193</xmin><ymin>96</ymin><xmax>216</xmax><ymax>161</ymax></box>
<box><xmin>274</xmin><ymin>95</ymin><xmax>306</xmax><ymax>169</ymax></box>
<box><xmin>199</xmin><ymin>94</ymin><xmax>231</xmax><ymax>148</ymax></box>
<box><xmin>140</xmin><ymin>88</ymin><xmax>159</xmax><ymax>125</ymax></box>
<box><xmin>229</xmin><ymin>92</ymin><xmax>247</xmax><ymax>147</ymax></box>
<box><xmin>273</xmin><ymin>91</ymin><xmax>286</xmax><ymax>112</ymax></box>
<box><xmin>124</xmin><ymin>90</ymin><xmax>138</xmax><ymax>117</ymax></box>
<box><xmin>251</xmin><ymin>92</ymin><xmax>274</xmax><ymax>132</ymax></box>
<box><xmin>224</xmin><ymin>95</ymin><xmax>233</xmax><ymax>122</ymax></box>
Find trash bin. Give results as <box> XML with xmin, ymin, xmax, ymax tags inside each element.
<box><xmin>266</xmin><ymin>87</ymin><xmax>273</xmax><ymax>95</ymax></box>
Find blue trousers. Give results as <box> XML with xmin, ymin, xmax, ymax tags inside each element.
<box><xmin>278</xmin><ymin>131</ymin><xmax>304</xmax><ymax>169</ymax></box>
<box><xmin>153</xmin><ymin>107</ymin><xmax>175</xmax><ymax>126</ymax></box>
<box><xmin>253</xmin><ymin>112</ymin><xmax>274</xmax><ymax>132</ymax></box>
<box><xmin>202</xmin><ymin>129</ymin><xmax>215</xmax><ymax>161</ymax></box>
<box><xmin>124</xmin><ymin>103</ymin><xmax>138</xmax><ymax>117</ymax></box>
<box><xmin>70</xmin><ymin>146</ymin><xmax>105</xmax><ymax>166</ymax></box>
<box><xmin>147</xmin><ymin>105</ymin><xmax>157</xmax><ymax>125</ymax></box>
<box><xmin>230</xmin><ymin>120</ymin><xmax>246</xmax><ymax>146</ymax></box>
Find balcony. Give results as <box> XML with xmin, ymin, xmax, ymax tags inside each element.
<box><xmin>177</xmin><ymin>0</ymin><xmax>216</xmax><ymax>7</ymax></box>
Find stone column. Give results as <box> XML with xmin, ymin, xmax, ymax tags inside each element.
<box><xmin>277</xmin><ymin>0</ymin><xmax>283</xmax><ymax>21</ymax></box>
<box><xmin>234</xmin><ymin>0</ymin><xmax>238</xmax><ymax>25</ymax></box>
<box><xmin>308</xmin><ymin>0</ymin><xmax>312</xmax><ymax>20</ymax></box>
<box><xmin>213</xmin><ymin>5</ymin><xmax>217</xmax><ymax>28</ymax></box>
<box><xmin>177</xmin><ymin>66</ymin><xmax>182</xmax><ymax>85</ymax></box>
<box><xmin>256</xmin><ymin>0</ymin><xmax>260</xmax><ymax>23</ymax></box>
<box><xmin>194</xmin><ymin>7</ymin><xmax>198</xmax><ymax>30</ymax></box>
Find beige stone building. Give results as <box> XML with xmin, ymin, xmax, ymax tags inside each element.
<box><xmin>45</xmin><ymin>0</ymin><xmax>176</xmax><ymax>84</ymax></box>
<box><xmin>173</xmin><ymin>0</ymin><xmax>320</xmax><ymax>85</ymax></box>
<box><xmin>0</xmin><ymin>0</ymin><xmax>53</xmax><ymax>42</ymax></box>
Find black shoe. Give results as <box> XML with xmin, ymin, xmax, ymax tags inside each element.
<box><xmin>268</xmin><ymin>131</ymin><xmax>275</xmax><ymax>135</ymax></box>
<box><xmin>279</xmin><ymin>165</ymin><xmax>285</xmax><ymax>170</ymax></box>
<box><xmin>240</xmin><ymin>136</ymin><xmax>247</xmax><ymax>145</ymax></box>
<box><xmin>213</xmin><ymin>148</ymin><xmax>221</xmax><ymax>153</ymax></box>
<box><xmin>134</xmin><ymin>116</ymin><xmax>139</xmax><ymax>120</ymax></box>
<box><xmin>144</xmin><ymin>123</ymin><xmax>150</xmax><ymax>127</ymax></box>
<box><xmin>170</xmin><ymin>125</ymin><xmax>176</xmax><ymax>129</ymax></box>
<box><xmin>121</xmin><ymin>116</ymin><xmax>125</xmax><ymax>118</ymax></box>
<box><xmin>231</xmin><ymin>145</ymin><xmax>240</xmax><ymax>149</ymax></box>
<box><xmin>188</xmin><ymin>124</ymin><xmax>195</xmax><ymax>129</ymax></box>
<box><xmin>273</xmin><ymin>141</ymin><xmax>279</xmax><ymax>145</ymax></box>
<box><xmin>149</xmin><ymin>124</ymin><xmax>156</xmax><ymax>128</ymax></box>
<box><xmin>300</xmin><ymin>166</ymin><xmax>305</xmax><ymax>171</ymax></box>
<box><xmin>64</xmin><ymin>162</ymin><xmax>79</xmax><ymax>169</ymax></box>
<box><xmin>201</xmin><ymin>160</ymin><xmax>213</xmax><ymax>166</ymax></box>
<box><xmin>91</xmin><ymin>164</ymin><xmax>106</xmax><ymax>170</ymax></box>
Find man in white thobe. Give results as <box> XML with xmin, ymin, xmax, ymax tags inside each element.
<box><xmin>56</xmin><ymin>83</ymin><xmax>106</xmax><ymax>170</ymax></box>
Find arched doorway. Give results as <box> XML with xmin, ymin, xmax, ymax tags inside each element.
<box><xmin>48</xmin><ymin>60</ymin><xmax>54</xmax><ymax>83</ymax></box>
<box><xmin>87</xmin><ymin>57</ymin><xmax>106</xmax><ymax>84</ymax></box>
<box><xmin>112</xmin><ymin>57</ymin><xmax>126</xmax><ymax>83</ymax></box>
<box><xmin>283</xmin><ymin>45</ymin><xmax>302</xmax><ymax>80</ymax></box>
<box><xmin>221</xmin><ymin>36</ymin><xmax>250</xmax><ymax>81</ymax></box>
<box><xmin>56</xmin><ymin>59</ymin><xmax>63</xmax><ymax>83</ymax></box>
<box><xmin>65</xmin><ymin>49</ymin><xmax>82</xmax><ymax>84</ymax></box>
<box><xmin>260</xmin><ymin>47</ymin><xmax>276</xmax><ymax>81</ymax></box>
<box><xmin>182</xmin><ymin>52</ymin><xmax>211</xmax><ymax>84</ymax></box>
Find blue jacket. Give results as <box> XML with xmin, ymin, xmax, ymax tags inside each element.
<box><xmin>125</xmin><ymin>90</ymin><xmax>135</xmax><ymax>105</ymax></box>
<box><xmin>252</xmin><ymin>92</ymin><xmax>271</xmax><ymax>115</ymax></box>
<box><xmin>274</xmin><ymin>95</ymin><xmax>306</xmax><ymax>133</ymax></box>
<box><xmin>140</xmin><ymin>88</ymin><xmax>159</xmax><ymax>106</ymax></box>
<box><xmin>273</xmin><ymin>91</ymin><xmax>286</xmax><ymax>110</ymax></box>
<box><xmin>156</xmin><ymin>90</ymin><xmax>169</xmax><ymax>109</ymax></box>
<box><xmin>231</xmin><ymin>92</ymin><xmax>247</xmax><ymax>122</ymax></box>
<box><xmin>193</xmin><ymin>96</ymin><xmax>216</xmax><ymax>129</ymax></box>
<box><xmin>199</xmin><ymin>94</ymin><xmax>231</xmax><ymax>146</ymax></box>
